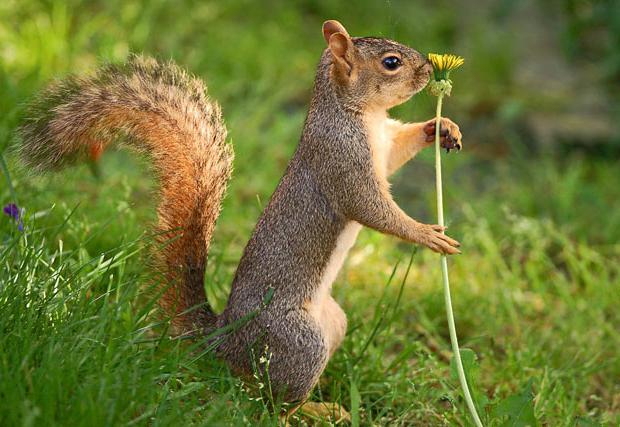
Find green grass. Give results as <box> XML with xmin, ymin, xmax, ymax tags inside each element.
<box><xmin>1</xmin><ymin>1</ymin><xmax>619</xmax><ymax>425</ymax></box>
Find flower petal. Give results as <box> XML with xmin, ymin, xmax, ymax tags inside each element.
<box><xmin>3</xmin><ymin>203</ymin><xmax>20</xmax><ymax>221</ymax></box>
<box><xmin>428</xmin><ymin>53</ymin><xmax>465</xmax><ymax>79</ymax></box>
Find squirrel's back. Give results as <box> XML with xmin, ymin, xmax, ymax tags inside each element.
<box><xmin>19</xmin><ymin>55</ymin><xmax>233</xmax><ymax>333</ymax></box>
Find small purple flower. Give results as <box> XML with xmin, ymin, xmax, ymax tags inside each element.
<box><xmin>3</xmin><ymin>203</ymin><xmax>19</xmax><ymax>220</ymax></box>
<box><xmin>3</xmin><ymin>203</ymin><xmax>24</xmax><ymax>232</ymax></box>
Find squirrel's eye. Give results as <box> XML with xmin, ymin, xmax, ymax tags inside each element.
<box><xmin>382</xmin><ymin>56</ymin><xmax>402</xmax><ymax>71</ymax></box>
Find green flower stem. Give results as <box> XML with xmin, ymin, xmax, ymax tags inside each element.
<box><xmin>434</xmin><ymin>93</ymin><xmax>484</xmax><ymax>427</ymax></box>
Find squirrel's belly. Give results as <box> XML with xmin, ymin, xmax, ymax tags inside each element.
<box><xmin>365</xmin><ymin>112</ymin><xmax>393</xmax><ymax>179</ymax></box>
<box><xmin>305</xmin><ymin>221</ymin><xmax>362</xmax><ymax>320</ymax></box>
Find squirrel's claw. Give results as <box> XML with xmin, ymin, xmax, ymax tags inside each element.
<box><xmin>423</xmin><ymin>118</ymin><xmax>463</xmax><ymax>153</ymax></box>
<box><xmin>442</xmin><ymin>133</ymin><xmax>462</xmax><ymax>153</ymax></box>
<box><xmin>420</xmin><ymin>224</ymin><xmax>461</xmax><ymax>255</ymax></box>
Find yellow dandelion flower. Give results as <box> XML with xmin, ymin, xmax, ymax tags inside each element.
<box><xmin>426</xmin><ymin>49</ymin><xmax>483</xmax><ymax>427</ymax></box>
<box><xmin>427</xmin><ymin>53</ymin><xmax>465</xmax><ymax>97</ymax></box>
<box><xmin>428</xmin><ymin>53</ymin><xmax>464</xmax><ymax>81</ymax></box>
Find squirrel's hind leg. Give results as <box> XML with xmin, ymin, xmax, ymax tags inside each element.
<box><xmin>269</xmin><ymin>306</ymin><xmax>351</xmax><ymax>423</ymax></box>
<box><xmin>264</xmin><ymin>309</ymin><xmax>329</xmax><ymax>403</ymax></box>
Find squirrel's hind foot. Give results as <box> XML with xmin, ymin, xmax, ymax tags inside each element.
<box><xmin>281</xmin><ymin>401</ymin><xmax>351</xmax><ymax>425</ymax></box>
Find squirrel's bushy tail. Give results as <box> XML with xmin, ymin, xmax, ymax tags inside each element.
<box><xmin>19</xmin><ymin>54</ymin><xmax>233</xmax><ymax>333</ymax></box>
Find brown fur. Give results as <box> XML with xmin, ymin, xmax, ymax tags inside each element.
<box><xmin>18</xmin><ymin>22</ymin><xmax>463</xmax><ymax>404</ymax></box>
<box><xmin>18</xmin><ymin>55</ymin><xmax>233</xmax><ymax>333</ymax></box>
<box><xmin>217</xmin><ymin>21</ymin><xmax>461</xmax><ymax>402</ymax></box>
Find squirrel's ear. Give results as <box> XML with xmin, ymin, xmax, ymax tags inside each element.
<box><xmin>322</xmin><ymin>20</ymin><xmax>350</xmax><ymax>44</ymax></box>
<box><xmin>323</xmin><ymin>21</ymin><xmax>354</xmax><ymax>76</ymax></box>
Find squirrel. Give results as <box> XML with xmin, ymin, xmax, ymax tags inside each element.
<box><xmin>18</xmin><ymin>20</ymin><xmax>463</xmax><ymax>405</ymax></box>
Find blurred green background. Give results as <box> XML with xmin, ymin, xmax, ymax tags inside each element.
<box><xmin>1</xmin><ymin>0</ymin><xmax>619</xmax><ymax>425</ymax></box>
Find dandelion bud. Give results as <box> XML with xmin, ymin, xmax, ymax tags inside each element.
<box><xmin>428</xmin><ymin>79</ymin><xmax>453</xmax><ymax>97</ymax></box>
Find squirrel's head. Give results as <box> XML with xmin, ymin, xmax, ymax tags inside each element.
<box><xmin>322</xmin><ymin>20</ymin><xmax>432</xmax><ymax>112</ymax></box>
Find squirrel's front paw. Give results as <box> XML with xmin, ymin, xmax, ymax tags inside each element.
<box><xmin>423</xmin><ymin>118</ymin><xmax>463</xmax><ymax>152</ymax></box>
<box><xmin>418</xmin><ymin>224</ymin><xmax>461</xmax><ymax>255</ymax></box>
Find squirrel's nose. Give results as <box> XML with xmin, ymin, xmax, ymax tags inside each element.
<box><xmin>420</xmin><ymin>61</ymin><xmax>433</xmax><ymax>77</ymax></box>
